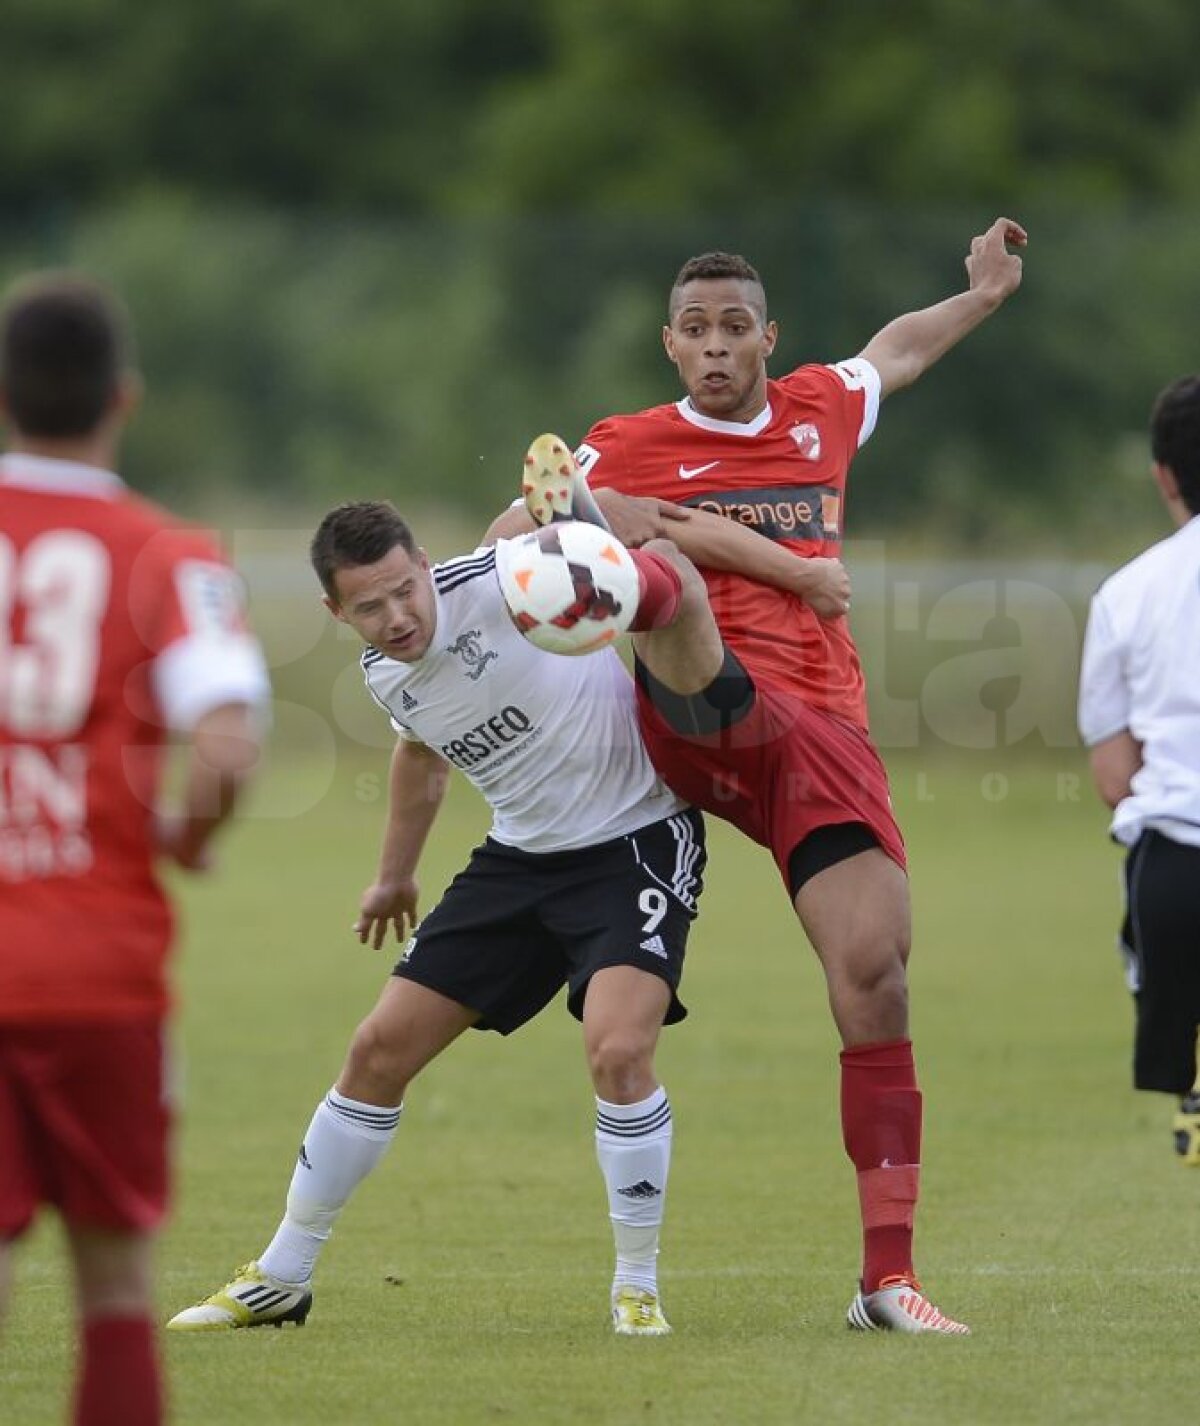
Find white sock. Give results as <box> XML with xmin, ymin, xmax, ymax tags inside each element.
<box><xmin>594</xmin><ymin>1086</ymin><xmax>672</xmax><ymax>1298</ymax></box>
<box><xmin>258</xmin><ymin>1087</ymin><xmax>401</xmax><ymax>1286</ymax></box>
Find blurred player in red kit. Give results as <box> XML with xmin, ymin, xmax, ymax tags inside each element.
<box><xmin>0</xmin><ymin>273</ymin><xmax>270</xmax><ymax>1423</ymax></box>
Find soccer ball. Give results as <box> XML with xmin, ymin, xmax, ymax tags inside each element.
<box><xmin>496</xmin><ymin>521</ymin><xmax>639</xmax><ymax>656</ymax></box>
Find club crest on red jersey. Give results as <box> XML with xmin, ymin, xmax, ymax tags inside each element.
<box><xmin>789</xmin><ymin>422</ymin><xmax>822</xmax><ymax>460</ymax></box>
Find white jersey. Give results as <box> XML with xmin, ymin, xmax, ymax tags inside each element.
<box><xmin>361</xmin><ymin>546</ymin><xmax>687</xmax><ymax>853</ymax></box>
<box><xmin>1078</xmin><ymin>514</ymin><xmax>1200</xmax><ymax>848</ymax></box>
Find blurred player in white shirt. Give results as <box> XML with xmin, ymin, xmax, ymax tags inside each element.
<box><xmin>1078</xmin><ymin>373</ymin><xmax>1200</xmax><ymax>1160</ymax></box>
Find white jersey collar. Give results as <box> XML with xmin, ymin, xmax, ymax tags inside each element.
<box><xmin>0</xmin><ymin>452</ymin><xmax>125</xmax><ymax>498</ymax></box>
<box><xmin>675</xmin><ymin>396</ymin><xmax>773</xmax><ymax>437</ymax></box>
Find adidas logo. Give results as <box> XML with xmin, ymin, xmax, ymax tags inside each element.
<box><xmin>639</xmin><ymin>934</ymin><xmax>667</xmax><ymax>959</ymax></box>
<box><xmin>400</xmin><ymin>689</ymin><xmax>418</xmax><ymax>711</ymax></box>
<box><xmin>617</xmin><ymin>1179</ymin><xmax>662</xmax><ymax>1200</ymax></box>
<box><xmin>298</xmin><ymin>1143</ymin><xmax>312</xmax><ymax>1171</ymax></box>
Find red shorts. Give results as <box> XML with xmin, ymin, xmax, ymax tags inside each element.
<box><xmin>0</xmin><ymin>1021</ymin><xmax>172</xmax><ymax>1239</ymax></box>
<box><xmin>635</xmin><ymin>655</ymin><xmax>905</xmax><ymax>891</ymax></box>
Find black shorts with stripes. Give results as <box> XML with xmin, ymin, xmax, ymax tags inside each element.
<box><xmin>393</xmin><ymin>808</ymin><xmax>706</xmax><ymax>1035</ymax></box>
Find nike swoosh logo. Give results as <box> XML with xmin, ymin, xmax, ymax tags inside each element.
<box><xmin>678</xmin><ymin>461</ymin><xmax>721</xmax><ymax>480</ymax></box>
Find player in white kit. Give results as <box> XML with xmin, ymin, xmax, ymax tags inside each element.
<box><xmin>1079</xmin><ymin>373</ymin><xmax>1200</xmax><ymax>1160</ymax></box>
<box><xmin>168</xmin><ymin>500</ymin><xmax>705</xmax><ymax>1337</ymax></box>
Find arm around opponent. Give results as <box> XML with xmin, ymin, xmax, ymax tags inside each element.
<box><xmin>485</xmin><ymin>494</ymin><xmax>851</xmax><ymax>619</ymax></box>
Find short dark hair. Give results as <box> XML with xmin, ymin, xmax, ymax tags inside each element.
<box><xmin>309</xmin><ymin>501</ymin><xmax>419</xmax><ymax>601</ymax></box>
<box><xmin>1150</xmin><ymin>374</ymin><xmax>1200</xmax><ymax>516</ymax></box>
<box><xmin>0</xmin><ymin>272</ymin><xmax>132</xmax><ymax>437</ymax></box>
<box><xmin>668</xmin><ymin>251</ymin><xmax>766</xmax><ymax>322</ymax></box>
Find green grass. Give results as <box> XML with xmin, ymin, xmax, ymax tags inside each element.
<box><xmin>5</xmin><ymin>751</ymin><xmax>1192</xmax><ymax>1426</ymax></box>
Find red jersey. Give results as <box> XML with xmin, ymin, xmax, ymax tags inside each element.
<box><xmin>579</xmin><ymin>358</ymin><xmax>880</xmax><ymax>727</ymax></box>
<box><xmin>0</xmin><ymin>455</ymin><xmax>269</xmax><ymax>1024</ymax></box>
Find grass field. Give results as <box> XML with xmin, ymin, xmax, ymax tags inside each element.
<box><xmin>5</xmin><ymin>749</ymin><xmax>1194</xmax><ymax>1426</ymax></box>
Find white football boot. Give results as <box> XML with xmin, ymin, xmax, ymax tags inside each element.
<box><xmin>612</xmin><ymin>1285</ymin><xmax>672</xmax><ymax>1336</ymax></box>
<box><xmin>522</xmin><ymin>433</ymin><xmax>612</xmax><ymax>530</ymax></box>
<box><xmin>166</xmin><ymin>1261</ymin><xmax>312</xmax><ymax>1331</ymax></box>
<box><xmin>847</xmin><ymin>1277</ymin><xmax>970</xmax><ymax>1335</ymax></box>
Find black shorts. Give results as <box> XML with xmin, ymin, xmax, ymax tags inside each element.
<box><xmin>393</xmin><ymin>808</ymin><xmax>706</xmax><ymax>1035</ymax></box>
<box><xmin>1121</xmin><ymin>829</ymin><xmax>1200</xmax><ymax>1095</ymax></box>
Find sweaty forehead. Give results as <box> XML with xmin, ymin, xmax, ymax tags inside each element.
<box><xmin>669</xmin><ymin>276</ymin><xmax>766</xmax><ymax>324</ymax></box>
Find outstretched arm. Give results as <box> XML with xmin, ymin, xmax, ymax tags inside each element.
<box><xmin>859</xmin><ymin>217</ymin><xmax>1027</xmax><ymax>398</ymax></box>
<box><xmin>483</xmin><ymin>493</ymin><xmax>849</xmax><ymax>617</ymax></box>
<box><xmin>354</xmin><ymin>737</ymin><xmax>451</xmax><ymax>949</ymax></box>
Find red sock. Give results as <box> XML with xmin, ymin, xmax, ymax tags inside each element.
<box><xmin>75</xmin><ymin>1315</ymin><xmax>162</xmax><ymax>1426</ymax></box>
<box><xmin>628</xmin><ymin>548</ymin><xmax>683</xmax><ymax>631</ymax></box>
<box><xmin>840</xmin><ymin>1038</ymin><xmax>923</xmax><ymax>1294</ymax></box>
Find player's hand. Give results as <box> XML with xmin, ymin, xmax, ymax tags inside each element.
<box><xmin>354</xmin><ymin>879</ymin><xmax>419</xmax><ymax>949</ymax></box>
<box><xmin>792</xmin><ymin>557</ymin><xmax>852</xmax><ymax>620</ymax></box>
<box><xmin>966</xmin><ymin>217</ymin><xmax>1027</xmax><ymax>306</ymax></box>
<box><xmin>154</xmin><ymin>811</ymin><xmax>214</xmax><ymax>873</ymax></box>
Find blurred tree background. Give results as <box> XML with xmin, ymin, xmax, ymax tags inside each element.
<box><xmin>2</xmin><ymin>0</ymin><xmax>1199</xmax><ymax>550</ymax></box>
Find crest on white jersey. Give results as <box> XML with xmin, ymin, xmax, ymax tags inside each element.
<box><xmin>444</xmin><ymin>628</ymin><xmax>497</xmax><ymax>681</ymax></box>
<box><xmin>789</xmin><ymin>422</ymin><xmax>822</xmax><ymax>460</ymax></box>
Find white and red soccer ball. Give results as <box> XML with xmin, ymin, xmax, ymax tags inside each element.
<box><xmin>496</xmin><ymin>522</ymin><xmax>639</xmax><ymax>656</ymax></box>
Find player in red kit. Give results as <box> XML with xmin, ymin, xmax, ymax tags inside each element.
<box><xmin>497</xmin><ymin>217</ymin><xmax>1026</xmax><ymax>1334</ymax></box>
<box><xmin>0</xmin><ymin>274</ymin><xmax>270</xmax><ymax>1424</ymax></box>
